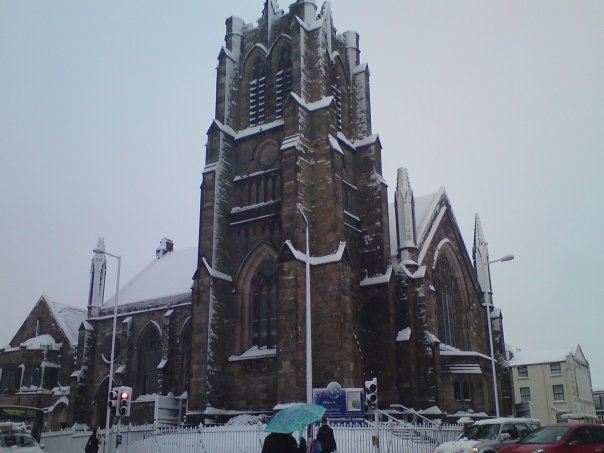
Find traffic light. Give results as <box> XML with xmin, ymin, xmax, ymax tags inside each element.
<box><xmin>117</xmin><ymin>386</ymin><xmax>132</xmax><ymax>417</ymax></box>
<box><xmin>108</xmin><ymin>388</ymin><xmax>119</xmax><ymax>415</ymax></box>
<box><xmin>365</xmin><ymin>378</ymin><xmax>378</xmax><ymax>408</ymax></box>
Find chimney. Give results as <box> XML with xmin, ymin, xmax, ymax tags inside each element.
<box><xmin>156</xmin><ymin>238</ymin><xmax>174</xmax><ymax>259</ymax></box>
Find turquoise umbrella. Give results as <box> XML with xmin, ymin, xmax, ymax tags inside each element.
<box><xmin>265</xmin><ymin>404</ymin><xmax>327</xmax><ymax>434</ymax></box>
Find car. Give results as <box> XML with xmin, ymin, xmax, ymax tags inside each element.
<box><xmin>434</xmin><ymin>417</ymin><xmax>540</xmax><ymax>453</ymax></box>
<box><xmin>499</xmin><ymin>423</ymin><xmax>604</xmax><ymax>452</ymax></box>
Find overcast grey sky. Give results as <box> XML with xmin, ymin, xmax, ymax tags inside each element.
<box><xmin>1</xmin><ymin>0</ymin><xmax>602</xmax><ymax>387</ymax></box>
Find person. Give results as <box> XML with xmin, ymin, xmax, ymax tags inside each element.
<box><xmin>315</xmin><ymin>417</ymin><xmax>337</xmax><ymax>453</ymax></box>
<box><xmin>298</xmin><ymin>435</ymin><xmax>307</xmax><ymax>453</ymax></box>
<box><xmin>261</xmin><ymin>432</ymin><xmax>299</xmax><ymax>453</ymax></box>
<box><xmin>85</xmin><ymin>427</ymin><xmax>99</xmax><ymax>453</ymax></box>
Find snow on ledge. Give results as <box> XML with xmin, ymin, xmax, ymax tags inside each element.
<box><xmin>202</xmin><ymin>258</ymin><xmax>233</xmax><ymax>282</ymax></box>
<box><xmin>328</xmin><ymin>135</ymin><xmax>344</xmax><ymax>155</ymax></box>
<box><xmin>229</xmin><ymin>346</ymin><xmax>277</xmax><ymax>362</ymax></box>
<box><xmin>396</xmin><ymin>327</ymin><xmax>411</xmax><ymax>342</ymax></box>
<box><xmin>361</xmin><ymin>266</ymin><xmax>393</xmax><ymax>287</ymax></box>
<box><xmin>273</xmin><ymin>402</ymin><xmax>305</xmax><ymax>410</ymax></box>
<box><xmin>285</xmin><ymin>241</ymin><xmax>347</xmax><ymax>266</ymax></box>
<box><xmin>290</xmin><ymin>92</ymin><xmax>334</xmax><ymax>112</ymax></box>
<box><xmin>212</xmin><ymin>118</ymin><xmax>284</xmax><ymax>142</ymax></box>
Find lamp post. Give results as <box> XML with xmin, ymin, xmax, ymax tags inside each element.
<box><xmin>485</xmin><ymin>254</ymin><xmax>514</xmax><ymax>418</ymax></box>
<box><xmin>93</xmin><ymin>247</ymin><xmax>121</xmax><ymax>452</ymax></box>
<box><xmin>296</xmin><ymin>203</ymin><xmax>313</xmax><ymax>405</ymax></box>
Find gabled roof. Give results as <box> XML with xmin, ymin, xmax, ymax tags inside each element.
<box><xmin>42</xmin><ymin>295</ymin><xmax>86</xmax><ymax>346</ymax></box>
<box><xmin>104</xmin><ymin>247</ymin><xmax>196</xmax><ymax>307</ymax></box>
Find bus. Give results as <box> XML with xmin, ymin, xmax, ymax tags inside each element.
<box><xmin>0</xmin><ymin>406</ymin><xmax>44</xmax><ymax>442</ymax></box>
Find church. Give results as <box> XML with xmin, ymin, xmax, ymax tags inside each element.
<box><xmin>0</xmin><ymin>0</ymin><xmax>513</xmax><ymax>428</ymax></box>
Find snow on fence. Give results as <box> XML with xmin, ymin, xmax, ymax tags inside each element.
<box><xmin>42</xmin><ymin>422</ymin><xmax>462</xmax><ymax>453</ymax></box>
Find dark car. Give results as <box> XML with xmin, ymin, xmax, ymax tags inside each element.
<box><xmin>500</xmin><ymin>424</ymin><xmax>604</xmax><ymax>452</ymax></box>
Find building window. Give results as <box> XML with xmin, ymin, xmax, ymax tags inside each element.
<box><xmin>462</xmin><ymin>380</ymin><xmax>472</xmax><ymax>401</ymax></box>
<box><xmin>275</xmin><ymin>47</ymin><xmax>292</xmax><ymax>117</ymax></box>
<box><xmin>42</xmin><ymin>367</ymin><xmax>59</xmax><ymax>390</ymax></box>
<box><xmin>553</xmin><ymin>384</ymin><xmax>565</xmax><ymax>402</ymax></box>
<box><xmin>251</xmin><ymin>261</ymin><xmax>277</xmax><ymax>349</ymax></box>
<box><xmin>138</xmin><ymin>325</ymin><xmax>162</xmax><ymax>395</ymax></box>
<box><xmin>454</xmin><ymin>381</ymin><xmax>462</xmax><ymax>401</ymax></box>
<box><xmin>250</xmin><ymin>59</ymin><xmax>267</xmax><ymax>127</ymax></box>
<box><xmin>517</xmin><ymin>366</ymin><xmax>529</xmax><ymax>378</ymax></box>
<box><xmin>550</xmin><ymin>363</ymin><xmax>562</xmax><ymax>376</ymax></box>
<box><xmin>434</xmin><ymin>256</ymin><xmax>467</xmax><ymax>349</ymax></box>
<box><xmin>520</xmin><ymin>387</ymin><xmax>531</xmax><ymax>403</ymax></box>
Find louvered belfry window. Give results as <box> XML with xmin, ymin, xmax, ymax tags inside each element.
<box><xmin>331</xmin><ymin>72</ymin><xmax>343</xmax><ymax>131</ymax></box>
<box><xmin>275</xmin><ymin>47</ymin><xmax>292</xmax><ymax>117</ymax></box>
<box><xmin>250</xmin><ymin>59</ymin><xmax>267</xmax><ymax>127</ymax></box>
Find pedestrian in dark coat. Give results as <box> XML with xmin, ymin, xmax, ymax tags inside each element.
<box><xmin>84</xmin><ymin>428</ymin><xmax>99</xmax><ymax>453</ymax></box>
<box><xmin>315</xmin><ymin>417</ymin><xmax>337</xmax><ymax>453</ymax></box>
<box><xmin>261</xmin><ymin>432</ymin><xmax>299</xmax><ymax>453</ymax></box>
<box><xmin>298</xmin><ymin>435</ymin><xmax>307</xmax><ymax>453</ymax></box>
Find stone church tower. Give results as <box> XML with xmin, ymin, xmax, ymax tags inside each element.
<box><xmin>189</xmin><ymin>0</ymin><xmax>512</xmax><ymax>418</ymax></box>
<box><xmin>189</xmin><ymin>0</ymin><xmax>389</xmax><ymax>414</ymax></box>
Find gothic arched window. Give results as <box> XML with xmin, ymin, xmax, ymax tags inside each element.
<box><xmin>434</xmin><ymin>253</ymin><xmax>467</xmax><ymax>349</ymax></box>
<box><xmin>275</xmin><ymin>46</ymin><xmax>292</xmax><ymax>117</ymax></box>
<box><xmin>251</xmin><ymin>261</ymin><xmax>277</xmax><ymax>349</ymax></box>
<box><xmin>138</xmin><ymin>324</ymin><xmax>162</xmax><ymax>395</ymax></box>
<box><xmin>250</xmin><ymin>59</ymin><xmax>267</xmax><ymax>127</ymax></box>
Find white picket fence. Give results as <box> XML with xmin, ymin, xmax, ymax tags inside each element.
<box><xmin>42</xmin><ymin>422</ymin><xmax>462</xmax><ymax>453</ymax></box>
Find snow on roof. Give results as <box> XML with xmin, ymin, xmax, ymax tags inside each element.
<box><xmin>20</xmin><ymin>334</ymin><xmax>60</xmax><ymax>351</ymax></box>
<box><xmin>43</xmin><ymin>296</ymin><xmax>86</xmax><ymax>346</ymax></box>
<box><xmin>508</xmin><ymin>348</ymin><xmax>575</xmax><ymax>367</ymax></box>
<box><xmin>439</xmin><ymin>343</ymin><xmax>493</xmax><ymax>362</ymax></box>
<box><xmin>104</xmin><ymin>247</ymin><xmax>196</xmax><ymax>307</ymax></box>
<box><xmin>229</xmin><ymin>346</ymin><xmax>277</xmax><ymax>362</ymax></box>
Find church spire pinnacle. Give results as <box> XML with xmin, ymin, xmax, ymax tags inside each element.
<box><xmin>473</xmin><ymin>214</ymin><xmax>492</xmax><ymax>294</ymax></box>
<box><xmin>88</xmin><ymin>238</ymin><xmax>107</xmax><ymax>311</ymax></box>
<box><xmin>262</xmin><ymin>0</ymin><xmax>283</xmax><ymax>42</ymax></box>
<box><xmin>395</xmin><ymin>167</ymin><xmax>417</xmax><ymax>260</ymax></box>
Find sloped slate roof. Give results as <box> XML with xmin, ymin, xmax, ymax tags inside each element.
<box><xmin>508</xmin><ymin>347</ymin><xmax>581</xmax><ymax>367</ymax></box>
<box><xmin>43</xmin><ymin>295</ymin><xmax>86</xmax><ymax>346</ymax></box>
<box><xmin>104</xmin><ymin>247</ymin><xmax>197</xmax><ymax>307</ymax></box>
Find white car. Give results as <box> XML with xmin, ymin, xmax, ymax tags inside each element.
<box><xmin>0</xmin><ymin>432</ymin><xmax>45</xmax><ymax>452</ymax></box>
<box><xmin>434</xmin><ymin>417</ymin><xmax>540</xmax><ymax>453</ymax></box>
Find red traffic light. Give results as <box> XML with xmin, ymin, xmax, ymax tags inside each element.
<box><xmin>120</xmin><ymin>392</ymin><xmax>129</xmax><ymax>400</ymax></box>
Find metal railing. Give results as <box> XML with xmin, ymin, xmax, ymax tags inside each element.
<box><xmin>42</xmin><ymin>420</ymin><xmax>462</xmax><ymax>453</ymax></box>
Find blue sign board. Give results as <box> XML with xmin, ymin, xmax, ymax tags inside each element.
<box><xmin>313</xmin><ymin>382</ymin><xmax>364</xmax><ymax>417</ymax></box>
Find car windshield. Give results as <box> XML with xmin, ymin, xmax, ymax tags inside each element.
<box><xmin>0</xmin><ymin>433</ymin><xmax>39</xmax><ymax>447</ymax></box>
<box><xmin>518</xmin><ymin>427</ymin><xmax>570</xmax><ymax>444</ymax></box>
<box><xmin>461</xmin><ymin>424</ymin><xmax>501</xmax><ymax>441</ymax></box>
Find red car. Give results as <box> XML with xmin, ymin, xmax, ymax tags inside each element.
<box><xmin>500</xmin><ymin>424</ymin><xmax>604</xmax><ymax>452</ymax></box>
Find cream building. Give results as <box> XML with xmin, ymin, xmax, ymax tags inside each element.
<box><xmin>509</xmin><ymin>345</ymin><xmax>597</xmax><ymax>424</ymax></box>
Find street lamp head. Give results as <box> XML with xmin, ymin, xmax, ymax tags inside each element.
<box><xmin>500</xmin><ymin>254</ymin><xmax>514</xmax><ymax>262</ymax></box>
<box><xmin>93</xmin><ymin>248</ymin><xmax>105</xmax><ymax>254</ymax></box>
